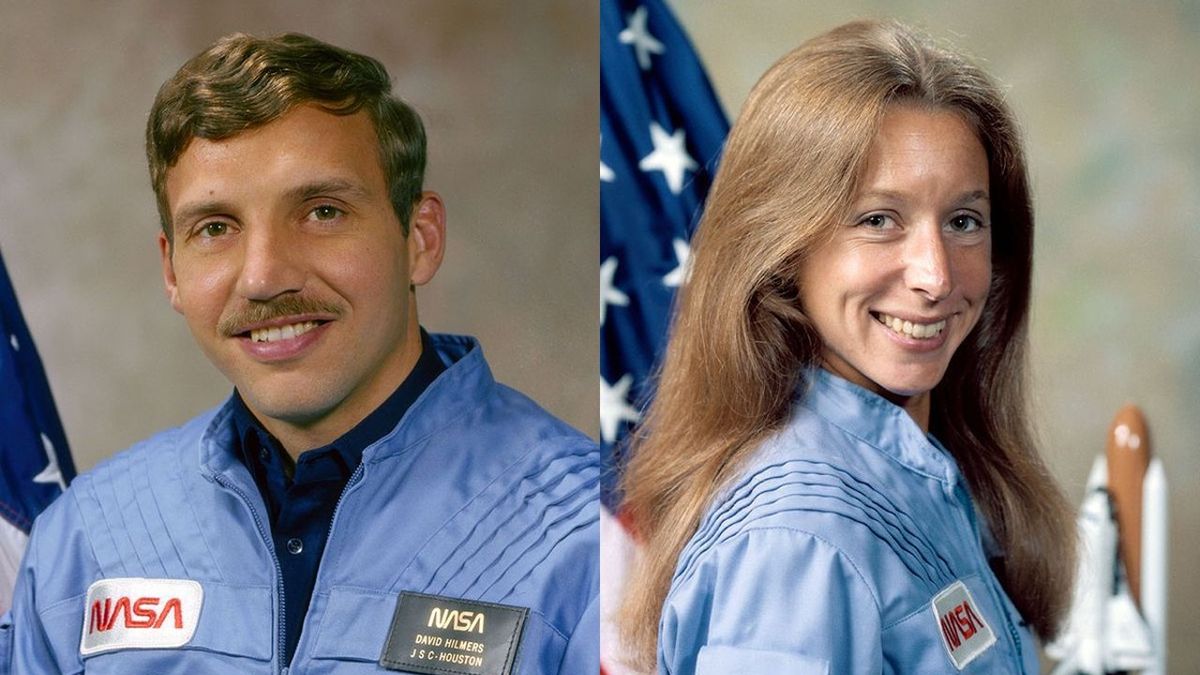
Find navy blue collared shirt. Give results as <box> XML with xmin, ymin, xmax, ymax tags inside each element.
<box><xmin>230</xmin><ymin>329</ymin><xmax>444</xmax><ymax>666</ymax></box>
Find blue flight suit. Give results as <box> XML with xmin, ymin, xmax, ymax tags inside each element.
<box><xmin>1</xmin><ymin>334</ymin><xmax>599</xmax><ymax>674</ymax></box>
<box><xmin>659</xmin><ymin>369</ymin><xmax>1040</xmax><ymax>674</ymax></box>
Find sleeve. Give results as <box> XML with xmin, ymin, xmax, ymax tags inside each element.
<box><xmin>0</xmin><ymin>611</ymin><xmax>12</xmax><ymax>675</ymax></box>
<box><xmin>555</xmin><ymin>594</ymin><xmax>599</xmax><ymax>675</ymax></box>
<box><xmin>6</xmin><ymin>525</ymin><xmax>65</xmax><ymax>675</ymax></box>
<box><xmin>658</xmin><ymin>527</ymin><xmax>883</xmax><ymax>675</ymax></box>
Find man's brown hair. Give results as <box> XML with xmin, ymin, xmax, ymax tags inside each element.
<box><xmin>147</xmin><ymin>32</ymin><xmax>426</xmax><ymax>240</ymax></box>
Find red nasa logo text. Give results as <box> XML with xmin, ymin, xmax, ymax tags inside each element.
<box><xmin>938</xmin><ymin>596</ymin><xmax>984</xmax><ymax>650</ymax></box>
<box><xmin>87</xmin><ymin>596</ymin><xmax>185</xmax><ymax>634</ymax></box>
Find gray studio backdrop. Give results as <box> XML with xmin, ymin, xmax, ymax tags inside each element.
<box><xmin>0</xmin><ymin>1</ymin><xmax>599</xmax><ymax>471</ymax></box>
<box><xmin>673</xmin><ymin>1</ymin><xmax>1200</xmax><ymax>671</ymax></box>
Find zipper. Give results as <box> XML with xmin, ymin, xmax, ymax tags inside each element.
<box><xmin>324</xmin><ymin>463</ymin><xmax>366</xmax><ymax>549</ymax></box>
<box><xmin>214</xmin><ymin>473</ymin><xmax>288</xmax><ymax>674</ymax></box>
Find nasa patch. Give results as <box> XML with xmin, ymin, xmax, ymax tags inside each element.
<box><xmin>932</xmin><ymin>579</ymin><xmax>996</xmax><ymax>669</ymax></box>
<box><xmin>79</xmin><ymin>577</ymin><xmax>203</xmax><ymax>656</ymax></box>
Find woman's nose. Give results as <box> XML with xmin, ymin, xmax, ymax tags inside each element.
<box><xmin>903</xmin><ymin>225</ymin><xmax>952</xmax><ymax>302</ymax></box>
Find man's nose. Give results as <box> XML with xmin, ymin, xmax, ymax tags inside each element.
<box><xmin>235</xmin><ymin>224</ymin><xmax>305</xmax><ymax>301</ymax></box>
<box><xmin>903</xmin><ymin>223</ymin><xmax>952</xmax><ymax>302</ymax></box>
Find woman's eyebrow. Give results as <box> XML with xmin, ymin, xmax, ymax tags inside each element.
<box><xmin>851</xmin><ymin>189</ymin><xmax>990</xmax><ymax>206</ymax></box>
<box><xmin>957</xmin><ymin>189</ymin><xmax>990</xmax><ymax>205</ymax></box>
<box><xmin>853</xmin><ymin>188</ymin><xmax>907</xmax><ymax>204</ymax></box>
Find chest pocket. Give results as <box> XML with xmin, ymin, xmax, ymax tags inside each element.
<box><xmin>306</xmin><ymin>587</ymin><xmax>395</xmax><ymax>666</ymax></box>
<box><xmin>72</xmin><ymin>581</ymin><xmax>272</xmax><ymax>674</ymax></box>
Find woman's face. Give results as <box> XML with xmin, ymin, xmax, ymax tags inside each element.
<box><xmin>797</xmin><ymin>104</ymin><xmax>992</xmax><ymax>411</ymax></box>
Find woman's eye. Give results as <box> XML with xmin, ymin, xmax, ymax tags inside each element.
<box><xmin>948</xmin><ymin>214</ymin><xmax>983</xmax><ymax>232</ymax></box>
<box><xmin>859</xmin><ymin>213</ymin><xmax>893</xmax><ymax>229</ymax></box>
<box><xmin>310</xmin><ymin>205</ymin><xmax>343</xmax><ymax>221</ymax></box>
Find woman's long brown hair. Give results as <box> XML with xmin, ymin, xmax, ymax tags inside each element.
<box><xmin>617</xmin><ymin>19</ymin><xmax>1075</xmax><ymax>670</ymax></box>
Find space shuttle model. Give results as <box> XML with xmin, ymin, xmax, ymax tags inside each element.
<box><xmin>1047</xmin><ymin>405</ymin><xmax>1168</xmax><ymax>674</ymax></box>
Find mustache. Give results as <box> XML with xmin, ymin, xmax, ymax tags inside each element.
<box><xmin>217</xmin><ymin>295</ymin><xmax>343</xmax><ymax>337</ymax></box>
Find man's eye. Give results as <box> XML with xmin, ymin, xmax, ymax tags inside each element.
<box><xmin>198</xmin><ymin>222</ymin><xmax>229</xmax><ymax>238</ymax></box>
<box><xmin>310</xmin><ymin>205</ymin><xmax>343</xmax><ymax>221</ymax></box>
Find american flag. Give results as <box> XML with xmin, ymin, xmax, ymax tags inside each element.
<box><xmin>0</xmin><ymin>250</ymin><xmax>75</xmax><ymax>612</ymax></box>
<box><xmin>600</xmin><ymin>0</ymin><xmax>727</xmax><ymax>671</ymax></box>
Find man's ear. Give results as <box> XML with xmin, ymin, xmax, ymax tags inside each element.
<box><xmin>158</xmin><ymin>231</ymin><xmax>184</xmax><ymax>314</ymax></box>
<box><xmin>407</xmin><ymin>191</ymin><xmax>446</xmax><ymax>286</ymax></box>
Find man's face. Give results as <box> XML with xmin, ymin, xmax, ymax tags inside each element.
<box><xmin>160</xmin><ymin>104</ymin><xmax>440</xmax><ymax>442</ymax></box>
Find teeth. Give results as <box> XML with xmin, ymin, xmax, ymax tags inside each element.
<box><xmin>876</xmin><ymin>313</ymin><xmax>946</xmax><ymax>340</ymax></box>
<box><xmin>250</xmin><ymin>321</ymin><xmax>319</xmax><ymax>343</ymax></box>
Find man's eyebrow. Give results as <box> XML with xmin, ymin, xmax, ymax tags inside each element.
<box><xmin>283</xmin><ymin>178</ymin><xmax>372</xmax><ymax>204</ymax></box>
<box><xmin>172</xmin><ymin>199</ymin><xmax>234</xmax><ymax>231</ymax></box>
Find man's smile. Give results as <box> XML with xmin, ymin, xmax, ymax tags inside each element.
<box><xmin>247</xmin><ymin>320</ymin><xmax>323</xmax><ymax>343</ymax></box>
<box><xmin>235</xmin><ymin>319</ymin><xmax>333</xmax><ymax>362</ymax></box>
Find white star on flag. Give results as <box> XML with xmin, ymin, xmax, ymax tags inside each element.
<box><xmin>33</xmin><ymin>433</ymin><xmax>66</xmax><ymax>492</ymax></box>
<box><xmin>600</xmin><ymin>374</ymin><xmax>641</xmax><ymax>444</ymax></box>
<box><xmin>618</xmin><ymin>6</ymin><xmax>665</xmax><ymax>70</ymax></box>
<box><xmin>600</xmin><ymin>256</ymin><xmax>630</xmax><ymax>325</ymax></box>
<box><xmin>600</xmin><ymin>135</ymin><xmax>615</xmax><ymax>183</ymax></box>
<box><xmin>663</xmin><ymin>238</ymin><xmax>691</xmax><ymax>287</ymax></box>
<box><xmin>638</xmin><ymin>122</ymin><xmax>697</xmax><ymax>195</ymax></box>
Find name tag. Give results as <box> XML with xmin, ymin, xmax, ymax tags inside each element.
<box><xmin>79</xmin><ymin>578</ymin><xmax>203</xmax><ymax>656</ymax></box>
<box><xmin>932</xmin><ymin>580</ymin><xmax>996</xmax><ymax>669</ymax></box>
<box><xmin>380</xmin><ymin>592</ymin><xmax>527</xmax><ymax>675</ymax></box>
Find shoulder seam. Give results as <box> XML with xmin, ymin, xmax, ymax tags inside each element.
<box><xmin>672</xmin><ymin>525</ymin><xmax>884</xmax><ymax>617</ymax></box>
<box><xmin>742</xmin><ymin>526</ymin><xmax>883</xmax><ymax>616</ymax></box>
